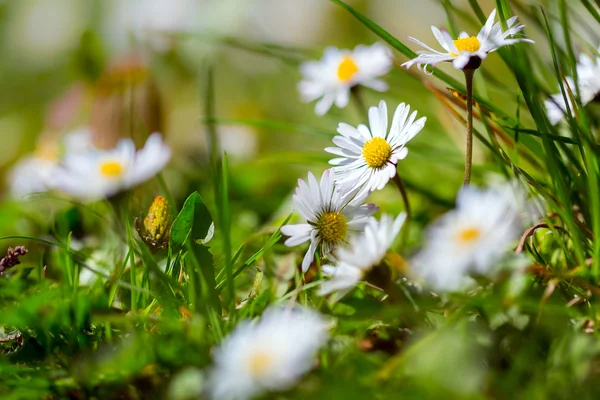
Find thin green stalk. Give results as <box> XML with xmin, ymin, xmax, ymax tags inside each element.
<box><xmin>393</xmin><ymin>173</ymin><xmax>411</xmax><ymax>250</ymax></box>
<box><xmin>464</xmin><ymin>69</ymin><xmax>475</xmax><ymax>185</ymax></box>
<box><xmin>220</xmin><ymin>154</ymin><xmax>234</xmax><ymax>317</ymax></box>
<box><xmin>350</xmin><ymin>86</ymin><xmax>368</xmax><ymax>120</ymax></box>
<box><xmin>352</xmin><ymin>87</ymin><xmax>413</xmax><ymax>219</ymax></box>
<box><xmin>392</xmin><ymin>173</ymin><xmax>411</xmax><ymax>219</ymax></box>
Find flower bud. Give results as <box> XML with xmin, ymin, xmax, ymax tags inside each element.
<box><xmin>138</xmin><ymin>196</ymin><xmax>171</xmax><ymax>250</ymax></box>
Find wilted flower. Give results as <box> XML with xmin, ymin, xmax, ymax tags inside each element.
<box><xmin>280</xmin><ymin>170</ymin><xmax>378</xmax><ymax>272</ymax></box>
<box><xmin>91</xmin><ymin>55</ymin><xmax>162</xmax><ymax>150</ymax></box>
<box><xmin>326</xmin><ymin>100</ymin><xmax>426</xmax><ymax>197</ymax></box>
<box><xmin>137</xmin><ymin>195</ymin><xmax>171</xmax><ymax>250</ymax></box>
<box><xmin>53</xmin><ymin>133</ymin><xmax>171</xmax><ymax>202</ymax></box>
<box><xmin>412</xmin><ymin>183</ymin><xmax>526</xmax><ymax>291</ymax></box>
<box><xmin>402</xmin><ymin>9</ymin><xmax>533</xmax><ymax>72</ymax></box>
<box><xmin>319</xmin><ymin>213</ymin><xmax>406</xmax><ymax>298</ymax></box>
<box><xmin>299</xmin><ymin>43</ymin><xmax>392</xmax><ymax>115</ymax></box>
<box><xmin>545</xmin><ymin>48</ymin><xmax>600</xmax><ymax>125</ymax></box>
<box><xmin>0</xmin><ymin>246</ymin><xmax>28</xmax><ymax>275</ymax></box>
<box><xmin>208</xmin><ymin>306</ymin><xmax>329</xmax><ymax>400</ymax></box>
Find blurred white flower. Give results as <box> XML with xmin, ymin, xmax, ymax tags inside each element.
<box><xmin>208</xmin><ymin>306</ymin><xmax>329</xmax><ymax>400</ymax></box>
<box><xmin>545</xmin><ymin>50</ymin><xmax>600</xmax><ymax>125</ymax></box>
<box><xmin>319</xmin><ymin>213</ymin><xmax>406</xmax><ymax>298</ymax></box>
<box><xmin>280</xmin><ymin>170</ymin><xmax>377</xmax><ymax>272</ymax></box>
<box><xmin>299</xmin><ymin>43</ymin><xmax>392</xmax><ymax>115</ymax></box>
<box><xmin>412</xmin><ymin>184</ymin><xmax>526</xmax><ymax>291</ymax></box>
<box><xmin>53</xmin><ymin>133</ymin><xmax>171</xmax><ymax>201</ymax></box>
<box><xmin>326</xmin><ymin>100</ymin><xmax>426</xmax><ymax>197</ymax></box>
<box><xmin>9</xmin><ymin>0</ymin><xmax>87</xmax><ymax>66</ymax></box>
<box><xmin>105</xmin><ymin>0</ymin><xmax>202</xmax><ymax>53</ymax></box>
<box><xmin>8</xmin><ymin>154</ymin><xmax>58</xmax><ymax>199</ymax></box>
<box><xmin>243</xmin><ymin>0</ymin><xmax>330</xmax><ymax>46</ymax></box>
<box><xmin>402</xmin><ymin>9</ymin><xmax>533</xmax><ymax>72</ymax></box>
<box><xmin>8</xmin><ymin>127</ymin><xmax>94</xmax><ymax>199</ymax></box>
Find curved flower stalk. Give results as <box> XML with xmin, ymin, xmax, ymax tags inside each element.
<box><xmin>52</xmin><ymin>133</ymin><xmax>171</xmax><ymax>202</ymax></box>
<box><xmin>326</xmin><ymin>100</ymin><xmax>426</xmax><ymax>210</ymax></box>
<box><xmin>299</xmin><ymin>43</ymin><xmax>392</xmax><ymax>115</ymax></box>
<box><xmin>280</xmin><ymin>170</ymin><xmax>378</xmax><ymax>272</ymax></box>
<box><xmin>411</xmin><ymin>183</ymin><xmax>527</xmax><ymax>291</ymax></box>
<box><xmin>208</xmin><ymin>306</ymin><xmax>329</xmax><ymax>400</ymax></box>
<box><xmin>319</xmin><ymin>213</ymin><xmax>406</xmax><ymax>298</ymax></box>
<box><xmin>401</xmin><ymin>9</ymin><xmax>532</xmax><ymax>184</ymax></box>
<box><xmin>545</xmin><ymin>49</ymin><xmax>600</xmax><ymax>125</ymax></box>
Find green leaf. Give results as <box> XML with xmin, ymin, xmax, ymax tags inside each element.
<box><xmin>170</xmin><ymin>192</ymin><xmax>213</xmax><ymax>253</ymax></box>
<box><xmin>191</xmin><ymin>244</ymin><xmax>221</xmax><ymax>315</ymax></box>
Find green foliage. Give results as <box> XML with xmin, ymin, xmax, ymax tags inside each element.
<box><xmin>4</xmin><ymin>0</ymin><xmax>600</xmax><ymax>399</ymax></box>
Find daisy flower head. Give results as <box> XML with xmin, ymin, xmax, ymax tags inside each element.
<box><xmin>545</xmin><ymin>49</ymin><xmax>600</xmax><ymax>125</ymax></box>
<box><xmin>280</xmin><ymin>170</ymin><xmax>378</xmax><ymax>272</ymax></box>
<box><xmin>208</xmin><ymin>306</ymin><xmax>329</xmax><ymax>400</ymax></box>
<box><xmin>8</xmin><ymin>127</ymin><xmax>94</xmax><ymax>199</ymax></box>
<box><xmin>53</xmin><ymin>133</ymin><xmax>171</xmax><ymax>202</ymax></box>
<box><xmin>319</xmin><ymin>213</ymin><xmax>406</xmax><ymax>298</ymax></box>
<box><xmin>412</xmin><ymin>183</ymin><xmax>526</xmax><ymax>292</ymax></box>
<box><xmin>401</xmin><ymin>9</ymin><xmax>533</xmax><ymax>73</ymax></box>
<box><xmin>298</xmin><ymin>43</ymin><xmax>392</xmax><ymax>115</ymax></box>
<box><xmin>326</xmin><ymin>100</ymin><xmax>426</xmax><ymax>197</ymax></box>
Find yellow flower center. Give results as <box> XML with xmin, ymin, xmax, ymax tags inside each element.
<box><xmin>248</xmin><ymin>351</ymin><xmax>273</xmax><ymax>378</ymax></box>
<box><xmin>99</xmin><ymin>161</ymin><xmax>124</xmax><ymax>177</ymax></box>
<box><xmin>457</xmin><ymin>227</ymin><xmax>481</xmax><ymax>244</ymax></box>
<box><xmin>451</xmin><ymin>36</ymin><xmax>481</xmax><ymax>56</ymax></box>
<box><xmin>337</xmin><ymin>56</ymin><xmax>359</xmax><ymax>82</ymax></box>
<box><xmin>318</xmin><ymin>212</ymin><xmax>348</xmax><ymax>244</ymax></box>
<box><xmin>362</xmin><ymin>137</ymin><xmax>392</xmax><ymax>169</ymax></box>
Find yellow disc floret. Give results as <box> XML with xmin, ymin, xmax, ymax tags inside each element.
<box><xmin>362</xmin><ymin>137</ymin><xmax>392</xmax><ymax>169</ymax></box>
<box><xmin>337</xmin><ymin>56</ymin><xmax>359</xmax><ymax>82</ymax></box>
<box><xmin>99</xmin><ymin>161</ymin><xmax>124</xmax><ymax>177</ymax></box>
<box><xmin>248</xmin><ymin>351</ymin><xmax>273</xmax><ymax>378</ymax></box>
<box><xmin>457</xmin><ymin>227</ymin><xmax>481</xmax><ymax>244</ymax></box>
<box><xmin>318</xmin><ymin>212</ymin><xmax>348</xmax><ymax>244</ymax></box>
<box><xmin>451</xmin><ymin>36</ymin><xmax>481</xmax><ymax>56</ymax></box>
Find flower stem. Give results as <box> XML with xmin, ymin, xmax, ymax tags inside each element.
<box><xmin>463</xmin><ymin>69</ymin><xmax>475</xmax><ymax>185</ymax></box>
<box><xmin>393</xmin><ymin>173</ymin><xmax>411</xmax><ymax>250</ymax></box>
<box><xmin>350</xmin><ymin>86</ymin><xmax>368</xmax><ymax>119</ymax></box>
<box><xmin>392</xmin><ymin>173</ymin><xmax>411</xmax><ymax>219</ymax></box>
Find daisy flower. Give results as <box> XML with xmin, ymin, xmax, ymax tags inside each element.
<box><xmin>8</xmin><ymin>127</ymin><xmax>94</xmax><ymax>198</ymax></box>
<box><xmin>319</xmin><ymin>213</ymin><xmax>406</xmax><ymax>298</ymax></box>
<box><xmin>280</xmin><ymin>170</ymin><xmax>378</xmax><ymax>272</ymax></box>
<box><xmin>208</xmin><ymin>306</ymin><xmax>329</xmax><ymax>400</ymax></box>
<box><xmin>401</xmin><ymin>9</ymin><xmax>533</xmax><ymax>72</ymax></box>
<box><xmin>53</xmin><ymin>133</ymin><xmax>171</xmax><ymax>201</ymax></box>
<box><xmin>412</xmin><ymin>184</ymin><xmax>525</xmax><ymax>291</ymax></box>
<box><xmin>299</xmin><ymin>43</ymin><xmax>392</xmax><ymax>115</ymax></box>
<box><xmin>545</xmin><ymin>49</ymin><xmax>600</xmax><ymax>125</ymax></box>
<box><xmin>326</xmin><ymin>100</ymin><xmax>426</xmax><ymax>197</ymax></box>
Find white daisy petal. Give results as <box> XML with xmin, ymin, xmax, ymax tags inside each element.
<box><xmin>327</xmin><ymin>100</ymin><xmax>425</xmax><ymax>195</ymax></box>
<box><xmin>298</xmin><ymin>43</ymin><xmax>392</xmax><ymax>115</ymax></box>
<box><xmin>412</xmin><ymin>183</ymin><xmax>527</xmax><ymax>292</ymax></box>
<box><xmin>281</xmin><ymin>170</ymin><xmax>377</xmax><ymax>274</ymax></box>
<box><xmin>318</xmin><ymin>213</ymin><xmax>406</xmax><ymax>298</ymax></box>
<box><xmin>545</xmin><ymin>48</ymin><xmax>600</xmax><ymax>125</ymax></box>
<box><xmin>51</xmin><ymin>133</ymin><xmax>170</xmax><ymax>202</ymax></box>
<box><xmin>208</xmin><ymin>306</ymin><xmax>329</xmax><ymax>400</ymax></box>
<box><xmin>403</xmin><ymin>9</ymin><xmax>532</xmax><ymax>71</ymax></box>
